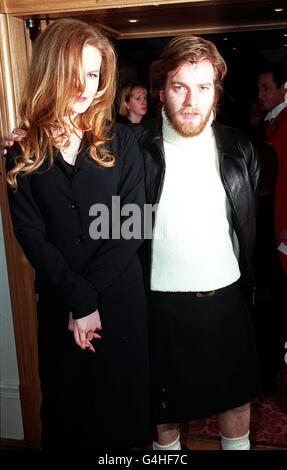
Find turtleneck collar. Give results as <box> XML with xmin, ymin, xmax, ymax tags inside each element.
<box><xmin>162</xmin><ymin>108</ymin><xmax>214</xmax><ymax>147</ymax></box>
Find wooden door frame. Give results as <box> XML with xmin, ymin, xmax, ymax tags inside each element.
<box><xmin>0</xmin><ymin>13</ymin><xmax>41</xmax><ymax>448</ymax></box>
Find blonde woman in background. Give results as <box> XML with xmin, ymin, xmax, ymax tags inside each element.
<box><xmin>118</xmin><ymin>81</ymin><xmax>148</xmax><ymax>124</ymax></box>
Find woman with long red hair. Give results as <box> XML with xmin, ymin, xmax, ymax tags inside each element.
<box><xmin>5</xmin><ymin>18</ymin><xmax>150</xmax><ymax>450</ymax></box>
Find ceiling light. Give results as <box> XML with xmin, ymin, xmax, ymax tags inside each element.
<box><xmin>128</xmin><ymin>19</ymin><xmax>139</xmax><ymax>23</ymax></box>
<box><xmin>223</xmin><ymin>37</ymin><xmax>228</xmax><ymax>41</ymax></box>
<box><xmin>273</xmin><ymin>8</ymin><xmax>284</xmax><ymax>12</ymax></box>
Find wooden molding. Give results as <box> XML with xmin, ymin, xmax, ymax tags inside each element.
<box><xmin>119</xmin><ymin>21</ymin><xmax>287</xmax><ymax>39</ymax></box>
<box><xmin>2</xmin><ymin>0</ymin><xmax>208</xmax><ymax>16</ymax></box>
<box><xmin>0</xmin><ymin>0</ymin><xmax>6</xmax><ymax>14</ymax></box>
<box><xmin>0</xmin><ymin>15</ymin><xmax>16</xmax><ymax>133</ymax></box>
<box><xmin>2</xmin><ymin>1</ymin><xmax>286</xmax><ymax>41</ymax></box>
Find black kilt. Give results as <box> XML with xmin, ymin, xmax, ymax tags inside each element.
<box><xmin>150</xmin><ymin>280</ymin><xmax>260</xmax><ymax>424</ymax></box>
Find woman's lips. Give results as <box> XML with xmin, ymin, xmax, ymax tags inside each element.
<box><xmin>78</xmin><ymin>97</ymin><xmax>88</xmax><ymax>102</ymax></box>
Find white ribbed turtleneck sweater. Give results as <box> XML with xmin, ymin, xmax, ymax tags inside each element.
<box><xmin>150</xmin><ymin>110</ymin><xmax>240</xmax><ymax>292</ymax></box>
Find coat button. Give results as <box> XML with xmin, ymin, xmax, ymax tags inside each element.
<box><xmin>71</xmin><ymin>201</ymin><xmax>79</xmax><ymax>209</ymax></box>
<box><xmin>77</xmin><ymin>235</ymin><xmax>85</xmax><ymax>242</ymax></box>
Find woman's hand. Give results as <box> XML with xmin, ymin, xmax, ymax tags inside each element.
<box><xmin>0</xmin><ymin>128</ymin><xmax>27</xmax><ymax>155</ymax></box>
<box><xmin>68</xmin><ymin>310</ymin><xmax>102</xmax><ymax>353</ymax></box>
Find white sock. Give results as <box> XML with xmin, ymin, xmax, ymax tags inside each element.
<box><xmin>152</xmin><ymin>433</ymin><xmax>181</xmax><ymax>450</ymax></box>
<box><xmin>220</xmin><ymin>431</ymin><xmax>250</xmax><ymax>450</ymax></box>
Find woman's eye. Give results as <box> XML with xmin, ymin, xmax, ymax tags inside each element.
<box><xmin>88</xmin><ymin>73</ymin><xmax>98</xmax><ymax>79</ymax></box>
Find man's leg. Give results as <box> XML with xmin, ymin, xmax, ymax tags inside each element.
<box><xmin>219</xmin><ymin>402</ymin><xmax>251</xmax><ymax>450</ymax></box>
<box><xmin>153</xmin><ymin>423</ymin><xmax>181</xmax><ymax>450</ymax></box>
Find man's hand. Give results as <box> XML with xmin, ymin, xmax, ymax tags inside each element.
<box><xmin>0</xmin><ymin>128</ymin><xmax>26</xmax><ymax>155</ymax></box>
<box><xmin>68</xmin><ymin>310</ymin><xmax>102</xmax><ymax>353</ymax></box>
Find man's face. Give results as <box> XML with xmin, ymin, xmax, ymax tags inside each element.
<box><xmin>258</xmin><ymin>72</ymin><xmax>285</xmax><ymax>112</ymax></box>
<box><xmin>160</xmin><ymin>60</ymin><xmax>216</xmax><ymax>138</ymax></box>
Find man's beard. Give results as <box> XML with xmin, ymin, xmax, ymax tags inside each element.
<box><xmin>163</xmin><ymin>102</ymin><xmax>215</xmax><ymax>138</ymax></box>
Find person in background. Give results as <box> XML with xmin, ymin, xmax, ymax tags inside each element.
<box><xmin>256</xmin><ymin>63</ymin><xmax>287</xmax><ymax>387</ymax></box>
<box><xmin>257</xmin><ymin>63</ymin><xmax>287</xmax><ymax>273</ymax></box>
<box><xmin>3</xmin><ymin>18</ymin><xmax>150</xmax><ymax>450</ymax></box>
<box><xmin>117</xmin><ymin>81</ymin><xmax>148</xmax><ymax>124</ymax></box>
<box><xmin>140</xmin><ymin>35</ymin><xmax>260</xmax><ymax>451</ymax></box>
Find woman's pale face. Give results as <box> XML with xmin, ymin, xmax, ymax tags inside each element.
<box><xmin>71</xmin><ymin>45</ymin><xmax>102</xmax><ymax>115</ymax></box>
<box><xmin>125</xmin><ymin>87</ymin><xmax>148</xmax><ymax>121</ymax></box>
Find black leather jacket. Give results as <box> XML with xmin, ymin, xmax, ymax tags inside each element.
<box><xmin>140</xmin><ymin>119</ymin><xmax>260</xmax><ymax>308</ymax></box>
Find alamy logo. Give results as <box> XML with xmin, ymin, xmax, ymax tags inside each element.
<box><xmin>89</xmin><ymin>196</ymin><xmax>157</xmax><ymax>240</ymax></box>
<box><xmin>88</xmin><ymin>196</ymin><xmax>199</xmax><ymax>241</ymax></box>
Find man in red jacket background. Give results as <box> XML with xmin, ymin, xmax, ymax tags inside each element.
<box><xmin>258</xmin><ymin>63</ymin><xmax>287</xmax><ymax>273</ymax></box>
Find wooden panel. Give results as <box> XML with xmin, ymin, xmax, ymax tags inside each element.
<box><xmin>0</xmin><ymin>14</ymin><xmax>42</xmax><ymax>448</ymax></box>
<box><xmin>0</xmin><ymin>15</ymin><xmax>17</xmax><ymax>133</ymax></box>
<box><xmin>3</xmin><ymin>0</ymin><xmax>286</xmax><ymax>40</ymax></box>
<box><xmin>0</xmin><ymin>0</ymin><xmax>6</xmax><ymax>14</ymax></box>
<box><xmin>2</xmin><ymin>0</ymin><xmax>205</xmax><ymax>15</ymax></box>
<box><xmin>75</xmin><ymin>1</ymin><xmax>287</xmax><ymax>39</ymax></box>
<box><xmin>7</xmin><ymin>16</ymin><xmax>30</xmax><ymax>117</ymax></box>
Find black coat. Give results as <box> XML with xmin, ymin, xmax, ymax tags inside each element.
<box><xmin>6</xmin><ymin>123</ymin><xmax>151</xmax><ymax>450</ymax></box>
<box><xmin>140</xmin><ymin>119</ymin><xmax>260</xmax><ymax>308</ymax></box>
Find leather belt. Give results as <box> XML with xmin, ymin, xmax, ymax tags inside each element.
<box><xmin>194</xmin><ymin>290</ymin><xmax>216</xmax><ymax>298</ymax></box>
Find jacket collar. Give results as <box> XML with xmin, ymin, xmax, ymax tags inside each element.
<box><xmin>142</xmin><ymin>117</ymin><xmax>162</xmax><ymax>147</ymax></box>
<box><xmin>212</xmin><ymin>120</ymin><xmax>245</xmax><ymax>160</ymax></box>
<box><xmin>141</xmin><ymin>117</ymin><xmax>164</xmax><ymax>166</ymax></box>
<box><xmin>264</xmin><ymin>101</ymin><xmax>287</xmax><ymax>122</ymax></box>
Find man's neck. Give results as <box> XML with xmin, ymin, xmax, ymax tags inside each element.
<box><xmin>161</xmin><ymin>108</ymin><xmax>213</xmax><ymax>146</ymax></box>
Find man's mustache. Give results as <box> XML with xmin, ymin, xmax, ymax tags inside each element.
<box><xmin>178</xmin><ymin>107</ymin><xmax>201</xmax><ymax>115</ymax></box>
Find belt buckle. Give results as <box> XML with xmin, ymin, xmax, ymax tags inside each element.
<box><xmin>196</xmin><ymin>290</ymin><xmax>216</xmax><ymax>298</ymax></box>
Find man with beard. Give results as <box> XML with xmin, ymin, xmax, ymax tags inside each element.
<box><xmin>141</xmin><ymin>35</ymin><xmax>260</xmax><ymax>451</ymax></box>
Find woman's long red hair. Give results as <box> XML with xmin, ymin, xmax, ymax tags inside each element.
<box><xmin>7</xmin><ymin>18</ymin><xmax>117</xmax><ymax>188</ymax></box>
